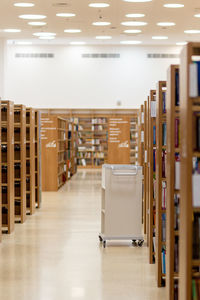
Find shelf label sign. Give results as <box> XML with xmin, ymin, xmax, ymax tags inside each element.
<box><xmin>46</xmin><ymin>140</ymin><xmax>57</xmax><ymax>148</ymax></box>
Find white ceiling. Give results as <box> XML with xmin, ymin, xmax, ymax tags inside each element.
<box><xmin>1</xmin><ymin>0</ymin><xmax>200</xmax><ymax>45</ymax></box>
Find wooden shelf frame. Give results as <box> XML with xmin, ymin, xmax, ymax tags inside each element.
<box><xmin>179</xmin><ymin>42</ymin><xmax>200</xmax><ymax>300</ymax></box>
<box><xmin>166</xmin><ymin>65</ymin><xmax>180</xmax><ymax>300</ymax></box>
<box><xmin>143</xmin><ymin>101</ymin><xmax>148</xmax><ymax>236</ymax></box>
<box><xmin>1</xmin><ymin>100</ymin><xmax>14</xmax><ymax>234</ymax></box>
<box><xmin>35</xmin><ymin>110</ymin><xmax>42</xmax><ymax>208</ymax></box>
<box><xmin>14</xmin><ymin>105</ymin><xmax>26</xmax><ymax>223</ymax></box>
<box><xmin>26</xmin><ymin>108</ymin><xmax>35</xmax><ymax>214</ymax></box>
<box><xmin>155</xmin><ymin>81</ymin><xmax>167</xmax><ymax>287</ymax></box>
<box><xmin>148</xmin><ymin>90</ymin><xmax>157</xmax><ymax>264</ymax></box>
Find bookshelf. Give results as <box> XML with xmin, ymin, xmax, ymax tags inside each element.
<box><xmin>155</xmin><ymin>81</ymin><xmax>167</xmax><ymax>287</ymax></box>
<box><xmin>1</xmin><ymin>101</ymin><xmax>14</xmax><ymax>234</ymax></box>
<box><xmin>26</xmin><ymin>108</ymin><xmax>35</xmax><ymax>215</ymax></box>
<box><xmin>143</xmin><ymin>101</ymin><xmax>148</xmax><ymax>235</ymax></box>
<box><xmin>130</xmin><ymin>115</ymin><xmax>139</xmax><ymax>165</ymax></box>
<box><xmin>148</xmin><ymin>90</ymin><xmax>157</xmax><ymax>264</ymax></box>
<box><xmin>35</xmin><ymin>110</ymin><xmax>42</xmax><ymax>208</ymax></box>
<box><xmin>166</xmin><ymin>65</ymin><xmax>180</xmax><ymax>299</ymax></box>
<box><xmin>14</xmin><ymin>105</ymin><xmax>26</xmax><ymax>223</ymax></box>
<box><xmin>41</xmin><ymin>115</ymin><xmax>68</xmax><ymax>191</ymax></box>
<box><xmin>67</xmin><ymin>121</ymin><xmax>78</xmax><ymax>178</ymax></box>
<box><xmin>179</xmin><ymin>42</ymin><xmax>200</xmax><ymax>300</ymax></box>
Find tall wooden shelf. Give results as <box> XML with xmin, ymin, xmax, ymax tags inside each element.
<box><xmin>155</xmin><ymin>81</ymin><xmax>167</xmax><ymax>287</ymax></box>
<box><xmin>26</xmin><ymin>108</ymin><xmax>35</xmax><ymax>215</ymax></box>
<box><xmin>166</xmin><ymin>65</ymin><xmax>180</xmax><ymax>300</ymax></box>
<box><xmin>35</xmin><ymin>110</ymin><xmax>42</xmax><ymax>208</ymax></box>
<box><xmin>14</xmin><ymin>105</ymin><xmax>26</xmax><ymax>223</ymax></box>
<box><xmin>148</xmin><ymin>90</ymin><xmax>157</xmax><ymax>264</ymax></box>
<box><xmin>143</xmin><ymin>101</ymin><xmax>148</xmax><ymax>235</ymax></box>
<box><xmin>1</xmin><ymin>100</ymin><xmax>14</xmax><ymax>234</ymax></box>
<box><xmin>92</xmin><ymin>117</ymin><xmax>108</xmax><ymax>167</ymax></box>
<box><xmin>41</xmin><ymin>115</ymin><xmax>68</xmax><ymax>191</ymax></box>
<box><xmin>67</xmin><ymin>121</ymin><xmax>78</xmax><ymax>178</ymax></box>
<box><xmin>179</xmin><ymin>42</ymin><xmax>200</xmax><ymax>300</ymax></box>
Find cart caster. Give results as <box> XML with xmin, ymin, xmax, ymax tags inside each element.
<box><xmin>103</xmin><ymin>241</ymin><xmax>106</xmax><ymax>248</ymax></box>
<box><xmin>99</xmin><ymin>235</ymin><xmax>103</xmax><ymax>242</ymax></box>
<box><xmin>138</xmin><ymin>240</ymin><xmax>144</xmax><ymax>247</ymax></box>
<box><xmin>132</xmin><ymin>240</ymin><xmax>138</xmax><ymax>247</ymax></box>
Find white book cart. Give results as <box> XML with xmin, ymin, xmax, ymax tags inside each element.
<box><xmin>99</xmin><ymin>164</ymin><xmax>144</xmax><ymax>248</ymax></box>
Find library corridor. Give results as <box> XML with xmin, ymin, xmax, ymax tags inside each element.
<box><xmin>0</xmin><ymin>170</ymin><xmax>166</xmax><ymax>300</ymax></box>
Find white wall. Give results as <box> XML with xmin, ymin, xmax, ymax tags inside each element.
<box><xmin>4</xmin><ymin>44</ymin><xmax>180</xmax><ymax>108</ymax></box>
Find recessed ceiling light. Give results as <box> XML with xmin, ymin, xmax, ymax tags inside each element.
<box><xmin>176</xmin><ymin>42</ymin><xmax>187</xmax><ymax>46</ymax></box>
<box><xmin>3</xmin><ymin>29</ymin><xmax>21</xmax><ymax>33</ymax></box>
<box><xmin>164</xmin><ymin>3</ymin><xmax>184</xmax><ymax>8</ymax></box>
<box><xmin>184</xmin><ymin>30</ymin><xmax>200</xmax><ymax>34</ymax></box>
<box><xmin>194</xmin><ymin>14</ymin><xmax>200</xmax><ymax>18</ymax></box>
<box><xmin>89</xmin><ymin>3</ymin><xmax>110</xmax><ymax>7</ymax></box>
<box><xmin>120</xmin><ymin>40</ymin><xmax>142</xmax><ymax>44</ymax></box>
<box><xmin>96</xmin><ymin>35</ymin><xmax>112</xmax><ymax>39</ymax></box>
<box><xmin>124</xmin><ymin>29</ymin><xmax>142</xmax><ymax>33</ymax></box>
<box><xmin>152</xmin><ymin>36</ymin><xmax>168</xmax><ymax>40</ymax></box>
<box><xmin>14</xmin><ymin>2</ymin><xmax>35</xmax><ymax>7</ymax></box>
<box><xmin>157</xmin><ymin>22</ymin><xmax>176</xmax><ymax>27</ymax></box>
<box><xmin>92</xmin><ymin>21</ymin><xmax>111</xmax><ymax>26</ymax></box>
<box><xmin>33</xmin><ymin>32</ymin><xmax>56</xmax><ymax>37</ymax></box>
<box><xmin>126</xmin><ymin>14</ymin><xmax>145</xmax><ymax>18</ymax></box>
<box><xmin>121</xmin><ymin>21</ymin><xmax>147</xmax><ymax>26</ymax></box>
<box><xmin>39</xmin><ymin>36</ymin><xmax>55</xmax><ymax>40</ymax></box>
<box><xmin>28</xmin><ymin>22</ymin><xmax>47</xmax><ymax>26</ymax></box>
<box><xmin>64</xmin><ymin>29</ymin><xmax>82</xmax><ymax>33</ymax></box>
<box><xmin>70</xmin><ymin>41</ymin><xmax>86</xmax><ymax>45</ymax></box>
<box><xmin>123</xmin><ymin>0</ymin><xmax>152</xmax><ymax>2</ymax></box>
<box><xmin>19</xmin><ymin>14</ymin><xmax>47</xmax><ymax>20</ymax></box>
<box><xmin>16</xmin><ymin>41</ymin><xmax>33</xmax><ymax>45</ymax></box>
<box><xmin>56</xmin><ymin>13</ymin><xmax>76</xmax><ymax>17</ymax></box>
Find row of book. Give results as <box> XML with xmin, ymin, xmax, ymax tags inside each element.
<box><xmin>77</xmin><ymin>152</ymin><xmax>92</xmax><ymax>158</ymax></box>
<box><xmin>192</xmin><ymin>157</ymin><xmax>200</xmax><ymax>207</ymax></box>
<box><xmin>162</xmin><ymin>92</ymin><xmax>166</xmax><ymax>114</ymax></box>
<box><xmin>162</xmin><ymin>181</ymin><xmax>167</xmax><ymax>209</ymax></box>
<box><xmin>174</xmin><ymin>194</ymin><xmax>180</xmax><ymax>231</ymax></box>
<box><xmin>92</xmin><ymin>125</ymin><xmax>105</xmax><ymax>131</ymax></box>
<box><xmin>192</xmin><ymin>278</ymin><xmax>200</xmax><ymax>299</ymax></box>
<box><xmin>161</xmin><ymin>246</ymin><xmax>166</xmax><ymax>275</ymax></box>
<box><xmin>92</xmin><ymin>118</ymin><xmax>107</xmax><ymax>124</ymax></box>
<box><xmin>162</xmin><ymin>213</ymin><xmax>166</xmax><ymax>242</ymax></box>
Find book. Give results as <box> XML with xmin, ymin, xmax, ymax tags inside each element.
<box><xmin>162</xmin><ymin>213</ymin><xmax>166</xmax><ymax>242</ymax></box>
<box><xmin>175</xmin><ymin>69</ymin><xmax>179</xmax><ymax>106</ymax></box>
<box><xmin>197</xmin><ymin>116</ymin><xmax>200</xmax><ymax>151</ymax></box>
<box><xmin>162</xmin><ymin>246</ymin><xmax>166</xmax><ymax>274</ymax></box>
<box><xmin>193</xmin><ymin>212</ymin><xmax>200</xmax><ymax>259</ymax></box>
<box><xmin>174</xmin><ymin>236</ymin><xmax>179</xmax><ymax>273</ymax></box>
<box><xmin>162</xmin><ymin>92</ymin><xmax>166</xmax><ymax>113</ymax></box>
<box><xmin>162</xmin><ymin>150</ymin><xmax>166</xmax><ymax>178</ymax></box>
<box><xmin>153</xmin><ymin>126</ymin><xmax>156</xmax><ymax>145</ymax></box>
<box><xmin>175</xmin><ymin>118</ymin><xmax>180</xmax><ymax>148</ymax></box>
<box><xmin>162</xmin><ymin>123</ymin><xmax>167</xmax><ymax>146</ymax></box>
<box><xmin>189</xmin><ymin>63</ymin><xmax>198</xmax><ymax>98</ymax></box>
<box><xmin>174</xmin><ymin>194</ymin><xmax>180</xmax><ymax>231</ymax></box>
<box><xmin>151</xmin><ymin>101</ymin><xmax>156</xmax><ymax>117</ymax></box>
<box><xmin>175</xmin><ymin>153</ymin><xmax>180</xmax><ymax>190</ymax></box>
<box><xmin>162</xmin><ymin>181</ymin><xmax>167</xmax><ymax>209</ymax></box>
<box><xmin>153</xmin><ymin>149</ymin><xmax>156</xmax><ymax>172</ymax></box>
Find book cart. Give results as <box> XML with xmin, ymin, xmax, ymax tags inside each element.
<box><xmin>179</xmin><ymin>42</ymin><xmax>200</xmax><ymax>300</ymax></box>
<box><xmin>14</xmin><ymin>105</ymin><xmax>26</xmax><ymax>223</ymax></box>
<box><xmin>26</xmin><ymin>108</ymin><xmax>35</xmax><ymax>215</ymax></box>
<box><xmin>35</xmin><ymin>110</ymin><xmax>42</xmax><ymax>208</ymax></box>
<box><xmin>155</xmin><ymin>81</ymin><xmax>167</xmax><ymax>287</ymax></box>
<box><xmin>1</xmin><ymin>101</ymin><xmax>14</xmax><ymax>234</ymax></box>
<box><xmin>148</xmin><ymin>90</ymin><xmax>157</xmax><ymax>264</ymax></box>
<box><xmin>166</xmin><ymin>65</ymin><xmax>180</xmax><ymax>300</ymax></box>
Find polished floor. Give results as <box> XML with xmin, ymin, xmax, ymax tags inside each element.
<box><xmin>0</xmin><ymin>170</ymin><xmax>166</xmax><ymax>300</ymax></box>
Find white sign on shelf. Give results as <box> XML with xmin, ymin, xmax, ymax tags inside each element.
<box><xmin>141</xmin><ymin>112</ymin><xmax>144</xmax><ymax>124</ymax></box>
<box><xmin>145</xmin><ymin>150</ymin><xmax>147</xmax><ymax>163</ymax></box>
<box><xmin>141</xmin><ymin>131</ymin><xmax>144</xmax><ymax>143</ymax></box>
<box><xmin>151</xmin><ymin>101</ymin><xmax>156</xmax><ymax>117</ymax></box>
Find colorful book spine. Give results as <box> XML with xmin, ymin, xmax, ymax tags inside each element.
<box><xmin>153</xmin><ymin>125</ymin><xmax>156</xmax><ymax>145</ymax></box>
<box><xmin>175</xmin><ymin>69</ymin><xmax>180</xmax><ymax>106</ymax></box>
<box><xmin>162</xmin><ymin>123</ymin><xmax>167</xmax><ymax>146</ymax></box>
<box><xmin>153</xmin><ymin>149</ymin><xmax>156</xmax><ymax>172</ymax></box>
<box><xmin>175</xmin><ymin>118</ymin><xmax>180</xmax><ymax>148</ymax></box>
<box><xmin>162</xmin><ymin>92</ymin><xmax>166</xmax><ymax>113</ymax></box>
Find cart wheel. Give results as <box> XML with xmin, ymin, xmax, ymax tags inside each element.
<box><xmin>99</xmin><ymin>235</ymin><xmax>103</xmax><ymax>242</ymax></box>
<box><xmin>138</xmin><ymin>240</ymin><xmax>144</xmax><ymax>247</ymax></box>
<box><xmin>103</xmin><ymin>241</ymin><xmax>106</xmax><ymax>248</ymax></box>
<box><xmin>132</xmin><ymin>240</ymin><xmax>137</xmax><ymax>247</ymax></box>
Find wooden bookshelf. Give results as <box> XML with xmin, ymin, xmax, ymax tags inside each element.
<box><xmin>35</xmin><ymin>110</ymin><xmax>42</xmax><ymax>208</ymax></box>
<box><xmin>148</xmin><ymin>90</ymin><xmax>156</xmax><ymax>264</ymax></box>
<box><xmin>156</xmin><ymin>81</ymin><xmax>167</xmax><ymax>287</ymax></box>
<box><xmin>14</xmin><ymin>105</ymin><xmax>26</xmax><ymax>223</ymax></box>
<box><xmin>1</xmin><ymin>101</ymin><xmax>14</xmax><ymax>234</ymax></box>
<box><xmin>93</xmin><ymin>117</ymin><xmax>108</xmax><ymax>167</ymax></box>
<box><xmin>67</xmin><ymin>121</ymin><xmax>78</xmax><ymax>178</ymax></box>
<box><xmin>166</xmin><ymin>65</ymin><xmax>180</xmax><ymax>300</ymax></box>
<box><xmin>26</xmin><ymin>108</ymin><xmax>35</xmax><ymax>215</ymax></box>
<box><xmin>179</xmin><ymin>42</ymin><xmax>200</xmax><ymax>300</ymax></box>
<box><xmin>143</xmin><ymin>101</ymin><xmax>148</xmax><ymax>235</ymax></box>
<box><xmin>41</xmin><ymin>115</ymin><xmax>67</xmax><ymax>191</ymax></box>
<box><xmin>146</xmin><ymin>97</ymin><xmax>150</xmax><ymax>246</ymax></box>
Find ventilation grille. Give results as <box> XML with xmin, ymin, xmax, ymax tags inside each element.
<box><xmin>82</xmin><ymin>53</ymin><xmax>120</xmax><ymax>58</ymax></box>
<box><xmin>147</xmin><ymin>53</ymin><xmax>179</xmax><ymax>59</ymax></box>
<box><xmin>15</xmin><ymin>53</ymin><xmax>54</xmax><ymax>58</ymax></box>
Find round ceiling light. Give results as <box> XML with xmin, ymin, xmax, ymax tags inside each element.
<box><xmin>121</xmin><ymin>21</ymin><xmax>147</xmax><ymax>26</ymax></box>
<box><xmin>124</xmin><ymin>29</ymin><xmax>142</xmax><ymax>33</ymax></box>
<box><xmin>14</xmin><ymin>2</ymin><xmax>35</xmax><ymax>7</ymax></box>
<box><xmin>56</xmin><ymin>13</ymin><xmax>76</xmax><ymax>17</ymax></box>
<box><xmin>164</xmin><ymin>3</ymin><xmax>184</xmax><ymax>8</ymax></box>
<box><xmin>28</xmin><ymin>22</ymin><xmax>47</xmax><ymax>26</ymax></box>
<box><xmin>126</xmin><ymin>14</ymin><xmax>145</xmax><ymax>18</ymax></box>
<box><xmin>157</xmin><ymin>22</ymin><xmax>176</xmax><ymax>27</ymax></box>
<box><xmin>92</xmin><ymin>21</ymin><xmax>111</xmax><ymax>26</ymax></box>
<box><xmin>64</xmin><ymin>29</ymin><xmax>82</xmax><ymax>33</ymax></box>
<box><xmin>89</xmin><ymin>3</ymin><xmax>110</xmax><ymax>7</ymax></box>
<box><xmin>152</xmin><ymin>36</ymin><xmax>168</xmax><ymax>40</ymax></box>
<box><xmin>120</xmin><ymin>40</ymin><xmax>142</xmax><ymax>44</ymax></box>
<box><xmin>19</xmin><ymin>14</ymin><xmax>47</xmax><ymax>20</ymax></box>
